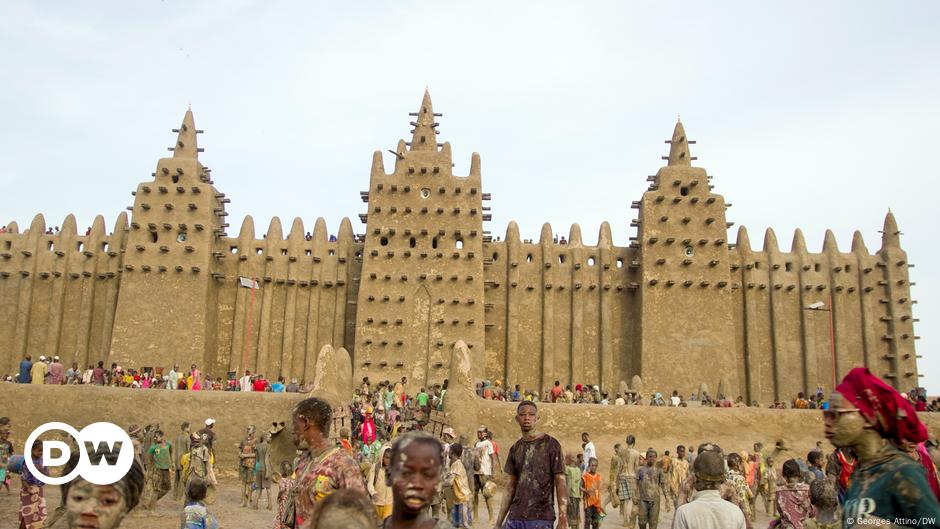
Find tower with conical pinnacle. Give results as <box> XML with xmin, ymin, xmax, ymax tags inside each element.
<box><xmin>110</xmin><ymin>109</ymin><xmax>226</xmax><ymax>370</ymax></box>
<box><xmin>636</xmin><ymin>120</ymin><xmax>738</xmax><ymax>397</ymax></box>
<box><xmin>354</xmin><ymin>90</ymin><xmax>488</xmax><ymax>386</ymax></box>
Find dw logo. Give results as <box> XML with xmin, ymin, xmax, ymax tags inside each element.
<box><xmin>24</xmin><ymin>422</ymin><xmax>134</xmax><ymax>485</ymax></box>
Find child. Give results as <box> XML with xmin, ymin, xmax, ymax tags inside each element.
<box><xmin>637</xmin><ymin>448</ymin><xmax>665</xmax><ymax>529</ymax></box>
<box><xmin>273</xmin><ymin>461</ymin><xmax>294</xmax><ymax>529</ymax></box>
<box><xmin>581</xmin><ymin>457</ymin><xmax>603</xmax><ymax>529</ymax></box>
<box><xmin>20</xmin><ymin>441</ymin><xmax>47</xmax><ymax>528</ymax></box>
<box><xmin>310</xmin><ymin>488</ymin><xmax>376</xmax><ymax>529</ymax></box>
<box><xmin>383</xmin><ymin>431</ymin><xmax>450</xmax><ymax>529</ymax></box>
<box><xmin>565</xmin><ymin>453</ymin><xmax>582</xmax><ymax>529</ymax></box>
<box><xmin>760</xmin><ymin>456</ymin><xmax>778</xmax><ymax>516</ymax></box>
<box><xmin>0</xmin><ymin>426</ymin><xmax>12</xmax><ymax>494</ymax></box>
<box><xmin>726</xmin><ymin>452</ymin><xmax>753</xmax><ymax>526</ymax></box>
<box><xmin>448</xmin><ymin>444</ymin><xmax>471</xmax><ymax>528</ymax></box>
<box><xmin>180</xmin><ymin>479</ymin><xmax>219</xmax><ymax>529</ymax></box>
<box><xmin>772</xmin><ymin>459</ymin><xmax>814</xmax><ymax>529</ymax></box>
<box><xmin>804</xmin><ymin>477</ymin><xmax>840</xmax><ymax>529</ymax></box>
<box><xmin>143</xmin><ymin>429</ymin><xmax>173</xmax><ymax>510</ymax></box>
<box><xmin>367</xmin><ymin>445</ymin><xmax>393</xmax><ymax>521</ymax></box>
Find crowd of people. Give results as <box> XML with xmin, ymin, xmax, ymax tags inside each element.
<box><xmin>7</xmin><ymin>355</ymin><xmax>305</xmax><ymax>393</ymax></box>
<box><xmin>2</xmin><ymin>367</ymin><xmax>939</xmax><ymax>528</ymax></box>
<box><xmin>9</xmin><ymin>354</ymin><xmax>939</xmax><ymax>415</ymax></box>
<box><xmin>472</xmin><ymin>378</ymin><xmax>939</xmax><ymax>413</ymax></box>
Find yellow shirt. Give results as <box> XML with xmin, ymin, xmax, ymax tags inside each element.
<box><xmin>30</xmin><ymin>362</ymin><xmax>47</xmax><ymax>384</ymax></box>
<box><xmin>451</xmin><ymin>459</ymin><xmax>470</xmax><ymax>503</ymax></box>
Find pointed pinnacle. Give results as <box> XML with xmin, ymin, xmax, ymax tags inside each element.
<box><xmin>666</xmin><ymin>120</ymin><xmax>693</xmax><ymax>166</ymax></box>
<box><xmin>172</xmin><ymin>108</ymin><xmax>199</xmax><ymax>159</ymax></box>
<box><xmin>409</xmin><ymin>89</ymin><xmax>438</xmax><ymax>152</ymax></box>
<box><xmin>881</xmin><ymin>210</ymin><xmax>900</xmax><ymax>249</ymax></box>
<box><xmin>851</xmin><ymin>230</ymin><xmax>868</xmax><ymax>253</ymax></box>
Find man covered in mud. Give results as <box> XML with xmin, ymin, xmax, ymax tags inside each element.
<box><xmin>492</xmin><ymin>401</ymin><xmax>567</xmax><ymax>529</ymax></box>
<box><xmin>238</xmin><ymin>425</ymin><xmax>258</xmax><ymax>507</ymax></box>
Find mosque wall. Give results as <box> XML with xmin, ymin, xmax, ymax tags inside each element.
<box><xmin>728</xmin><ymin>217</ymin><xmax>920</xmax><ymax>404</ymax></box>
<box><xmin>482</xmin><ymin>224</ymin><xmax>640</xmax><ymax>394</ymax></box>
<box><xmin>210</xmin><ymin>216</ymin><xmax>361</xmax><ymax>384</ymax></box>
<box><xmin>0</xmin><ymin>91</ymin><xmax>921</xmax><ymax>397</ymax></box>
<box><xmin>0</xmin><ymin>213</ymin><xmax>127</xmax><ymax>376</ymax></box>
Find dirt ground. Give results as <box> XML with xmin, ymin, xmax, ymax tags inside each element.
<box><xmin>0</xmin><ymin>477</ymin><xmax>774</xmax><ymax>529</ymax></box>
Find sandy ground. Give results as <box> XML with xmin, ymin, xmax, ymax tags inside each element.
<box><xmin>0</xmin><ymin>477</ymin><xmax>774</xmax><ymax>529</ymax></box>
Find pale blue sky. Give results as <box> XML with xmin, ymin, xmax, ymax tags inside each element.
<box><xmin>1</xmin><ymin>1</ymin><xmax>937</xmax><ymax>391</ymax></box>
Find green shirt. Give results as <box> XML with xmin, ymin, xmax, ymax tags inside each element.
<box><xmin>566</xmin><ymin>465</ymin><xmax>582</xmax><ymax>498</ymax></box>
<box><xmin>148</xmin><ymin>442</ymin><xmax>172</xmax><ymax>470</ymax></box>
<box><xmin>416</xmin><ymin>392</ymin><xmax>429</xmax><ymax>407</ymax></box>
<box><xmin>842</xmin><ymin>445</ymin><xmax>940</xmax><ymax>527</ymax></box>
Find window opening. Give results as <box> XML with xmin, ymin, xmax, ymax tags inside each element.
<box><xmin>680</xmin><ymin>186</ymin><xmax>689</xmax><ymax>196</ymax></box>
<box><xmin>409</xmin><ymin>237</ymin><xmax>416</xmax><ymax>248</ymax></box>
<box><xmin>230</xmin><ymin>246</ymin><xmax>238</xmax><ymax>254</ymax></box>
<box><xmin>455</xmin><ymin>239</ymin><xmax>463</xmax><ymax>250</ymax></box>
<box><xmin>616</xmin><ymin>258</ymin><xmax>623</xmax><ymax>269</ymax></box>
<box><xmin>432</xmin><ymin>237</ymin><xmax>438</xmax><ymax>249</ymax></box>
<box><xmin>150</xmin><ymin>232</ymin><xmax>158</xmax><ymax>243</ymax></box>
<box><xmin>588</xmin><ymin>256</ymin><xmax>596</xmax><ymax>266</ymax></box>
<box><xmin>380</xmin><ymin>236</ymin><xmax>389</xmax><ymax>246</ymax></box>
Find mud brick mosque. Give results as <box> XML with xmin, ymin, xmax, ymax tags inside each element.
<box><xmin>0</xmin><ymin>91</ymin><xmax>921</xmax><ymax>403</ymax></box>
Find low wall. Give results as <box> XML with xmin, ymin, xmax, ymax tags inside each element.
<box><xmin>0</xmin><ymin>384</ymin><xmax>303</xmax><ymax>474</ymax></box>
<box><xmin>2</xmin><ymin>384</ymin><xmax>936</xmax><ymax>478</ymax></box>
<box><xmin>474</xmin><ymin>399</ymin><xmax>939</xmax><ymax>469</ymax></box>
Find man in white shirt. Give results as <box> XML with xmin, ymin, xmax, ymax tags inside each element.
<box><xmin>474</xmin><ymin>425</ymin><xmax>495</xmax><ymax>521</ymax></box>
<box><xmin>673</xmin><ymin>451</ymin><xmax>746</xmax><ymax>529</ymax></box>
<box><xmin>582</xmin><ymin>432</ymin><xmax>596</xmax><ymax>464</ymax></box>
<box><xmin>239</xmin><ymin>370</ymin><xmax>252</xmax><ymax>392</ymax></box>
<box><xmin>167</xmin><ymin>365</ymin><xmax>179</xmax><ymax>389</ymax></box>
<box><xmin>671</xmin><ymin>390</ymin><xmax>682</xmax><ymax>407</ymax></box>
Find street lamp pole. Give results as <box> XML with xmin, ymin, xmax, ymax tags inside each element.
<box><xmin>804</xmin><ymin>297</ymin><xmax>836</xmax><ymax>390</ymax></box>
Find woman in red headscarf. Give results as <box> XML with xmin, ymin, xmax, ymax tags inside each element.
<box><xmin>824</xmin><ymin>368</ymin><xmax>940</xmax><ymax>524</ymax></box>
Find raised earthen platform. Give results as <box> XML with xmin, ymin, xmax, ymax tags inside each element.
<box><xmin>5</xmin><ymin>384</ymin><xmax>935</xmax><ymax>473</ymax></box>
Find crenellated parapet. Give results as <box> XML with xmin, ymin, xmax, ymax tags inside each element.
<box><xmin>483</xmin><ymin>220</ymin><xmax>640</xmax><ymax>393</ymax></box>
<box><xmin>728</xmin><ymin>211</ymin><xmax>919</xmax><ymax>401</ymax></box>
<box><xmin>0</xmin><ymin>212</ymin><xmax>127</xmax><ymax>375</ymax></box>
<box><xmin>209</xmin><ymin>216</ymin><xmax>362</xmax><ymax>383</ymax></box>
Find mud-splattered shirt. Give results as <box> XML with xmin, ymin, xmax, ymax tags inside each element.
<box><xmin>294</xmin><ymin>446</ymin><xmax>366</xmax><ymax>529</ymax></box>
<box><xmin>504</xmin><ymin>433</ymin><xmax>565</xmax><ymax>521</ymax></box>
<box><xmin>842</xmin><ymin>444</ymin><xmax>940</xmax><ymax>528</ymax></box>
